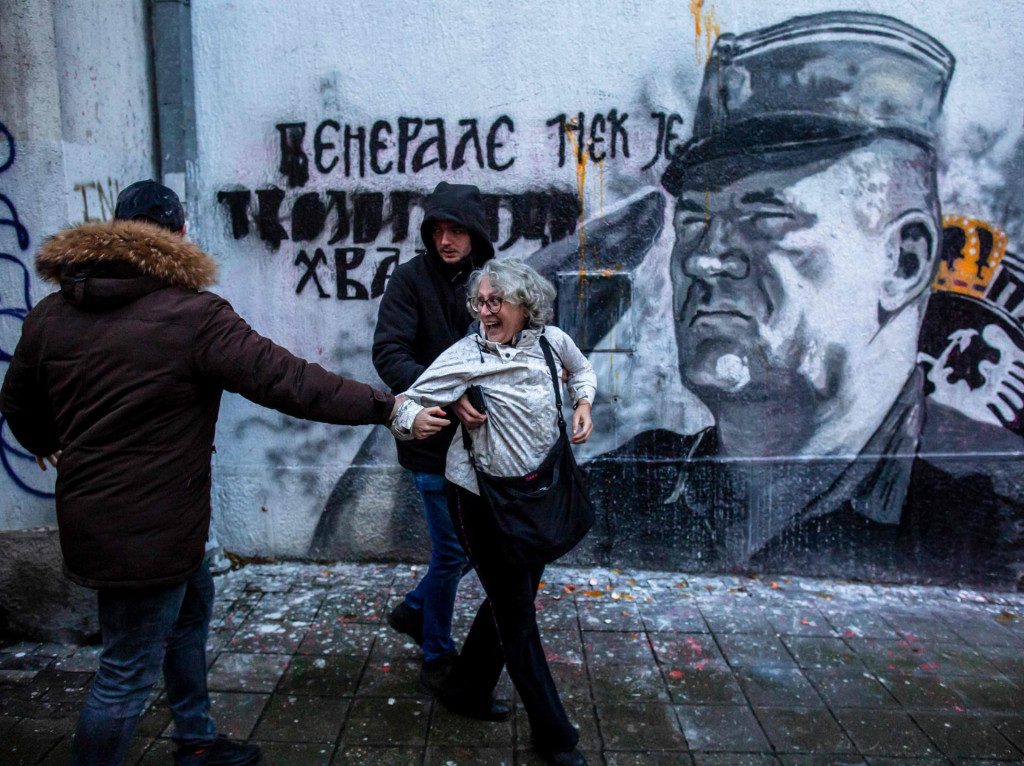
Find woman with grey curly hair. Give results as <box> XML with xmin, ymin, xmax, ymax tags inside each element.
<box><xmin>468</xmin><ymin>258</ymin><xmax>556</xmax><ymax>331</ymax></box>
<box><xmin>388</xmin><ymin>258</ymin><xmax>596</xmax><ymax>766</ymax></box>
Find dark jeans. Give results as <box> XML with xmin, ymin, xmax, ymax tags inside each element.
<box><xmin>446</xmin><ymin>484</ymin><xmax>578</xmax><ymax>753</ymax></box>
<box><xmin>403</xmin><ymin>472</ymin><xmax>471</xmax><ymax>661</ymax></box>
<box><xmin>71</xmin><ymin>561</ymin><xmax>217</xmax><ymax>765</ymax></box>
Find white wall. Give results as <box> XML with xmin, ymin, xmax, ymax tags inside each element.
<box><xmin>185</xmin><ymin>0</ymin><xmax>1024</xmax><ymax>564</ymax></box>
<box><xmin>3</xmin><ymin>0</ymin><xmax>1024</xmax><ymax>584</ymax></box>
<box><xmin>0</xmin><ymin>0</ymin><xmax>155</xmax><ymax>527</ymax></box>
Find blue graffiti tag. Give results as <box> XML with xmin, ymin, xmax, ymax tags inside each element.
<box><xmin>0</xmin><ymin>119</ymin><xmax>53</xmax><ymax>498</ymax></box>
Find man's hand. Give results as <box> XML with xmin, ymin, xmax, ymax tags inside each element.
<box><xmin>570</xmin><ymin>401</ymin><xmax>593</xmax><ymax>444</ymax></box>
<box><xmin>412</xmin><ymin>407</ymin><xmax>451</xmax><ymax>439</ymax></box>
<box><xmin>35</xmin><ymin>452</ymin><xmax>60</xmax><ymax>471</ymax></box>
<box><xmin>452</xmin><ymin>392</ymin><xmax>487</xmax><ymax>429</ymax></box>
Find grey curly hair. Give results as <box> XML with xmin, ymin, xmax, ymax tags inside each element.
<box><xmin>467</xmin><ymin>259</ymin><xmax>556</xmax><ymax>328</ymax></box>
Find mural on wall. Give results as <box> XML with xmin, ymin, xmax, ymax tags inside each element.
<box><xmin>187</xmin><ymin>5</ymin><xmax>1023</xmax><ymax>587</ymax></box>
<box><xmin>0</xmin><ymin>120</ymin><xmax>53</xmax><ymax>499</ymax></box>
<box><xmin>586</xmin><ymin>13</ymin><xmax>1024</xmax><ymax>587</ymax></box>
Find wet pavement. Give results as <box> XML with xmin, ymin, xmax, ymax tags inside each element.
<box><xmin>2</xmin><ymin>561</ymin><xmax>1024</xmax><ymax>765</ymax></box>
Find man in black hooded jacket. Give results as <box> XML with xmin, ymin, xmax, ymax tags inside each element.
<box><xmin>372</xmin><ymin>181</ymin><xmax>495</xmax><ymax>692</ymax></box>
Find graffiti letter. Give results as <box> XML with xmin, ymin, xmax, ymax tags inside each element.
<box><xmin>0</xmin><ymin>194</ymin><xmax>31</xmax><ymax>250</ymax></box>
<box><xmin>344</xmin><ymin>124</ymin><xmax>366</xmax><ymax>178</ymax></box>
<box><xmin>275</xmin><ymin>122</ymin><xmax>309</xmax><ymax>188</ymax></box>
<box><xmin>315</xmin><ymin>120</ymin><xmax>340</xmax><ymax>174</ymax></box>
<box><xmin>295</xmin><ymin>248</ymin><xmax>330</xmax><ymax>297</ymax></box>
<box><xmin>481</xmin><ymin>194</ymin><xmax>502</xmax><ymax>243</ymax></box>
<box><xmin>664</xmin><ymin>113</ymin><xmax>683</xmax><ymax>160</ymax></box>
<box><xmin>292</xmin><ymin>192</ymin><xmax>327</xmax><ymax>241</ymax></box>
<box><xmin>352</xmin><ymin>193</ymin><xmax>384</xmax><ymax>244</ymax></box>
<box><xmin>546</xmin><ymin>114</ymin><xmax>568</xmax><ymax>168</ymax></box>
<box><xmin>589</xmin><ymin>113</ymin><xmax>607</xmax><ymax>162</ymax></box>
<box><xmin>642</xmin><ymin>112</ymin><xmax>667</xmax><ymax>170</ymax></box>
<box><xmin>502</xmin><ymin>192</ymin><xmax>558</xmax><ymax>250</ymax></box>
<box><xmin>547</xmin><ymin>190</ymin><xmax>580</xmax><ymax>243</ymax></box>
<box><xmin>412</xmin><ymin>119</ymin><xmax>447</xmax><ymax>172</ymax></box>
<box><xmin>0</xmin><ymin>121</ymin><xmax>13</xmax><ymax>174</ymax></box>
<box><xmin>452</xmin><ymin>119</ymin><xmax>484</xmax><ymax>170</ymax></box>
<box><xmin>335</xmin><ymin>247</ymin><xmax>369</xmax><ymax>300</ymax></box>
<box><xmin>607</xmin><ymin>109</ymin><xmax>629</xmax><ymax>158</ymax></box>
<box><xmin>370</xmin><ymin>120</ymin><xmax>393</xmax><ymax>175</ymax></box>
<box><xmin>325</xmin><ymin>190</ymin><xmax>350</xmax><ymax>245</ymax></box>
<box><xmin>255</xmin><ymin>188</ymin><xmax>289</xmax><ymax>249</ymax></box>
<box><xmin>371</xmin><ymin>247</ymin><xmax>401</xmax><ymax>298</ymax></box>
<box><xmin>487</xmin><ymin>115</ymin><xmax>515</xmax><ymax>171</ymax></box>
<box><xmin>397</xmin><ymin>117</ymin><xmax>422</xmax><ymax>174</ymax></box>
<box><xmin>217</xmin><ymin>190</ymin><xmax>251</xmax><ymax>239</ymax></box>
<box><xmin>387</xmin><ymin>191</ymin><xmax>417</xmax><ymax>243</ymax></box>
<box><xmin>73</xmin><ymin>182</ymin><xmax>99</xmax><ymax>224</ymax></box>
<box><xmin>96</xmin><ymin>179</ymin><xmax>120</xmax><ymax>220</ymax></box>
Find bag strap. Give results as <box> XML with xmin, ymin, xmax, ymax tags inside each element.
<box><xmin>538</xmin><ymin>333</ymin><xmax>566</xmax><ymax>433</ymax></box>
<box><xmin>461</xmin><ymin>331</ymin><xmax>567</xmax><ymax>465</ymax></box>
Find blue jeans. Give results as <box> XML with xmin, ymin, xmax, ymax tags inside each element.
<box><xmin>404</xmin><ymin>472</ymin><xmax>471</xmax><ymax>661</ymax></box>
<box><xmin>71</xmin><ymin>561</ymin><xmax>218</xmax><ymax>765</ymax></box>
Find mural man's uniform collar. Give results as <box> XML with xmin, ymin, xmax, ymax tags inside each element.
<box><xmin>666</xmin><ymin>367</ymin><xmax>926</xmax><ymax>560</ymax></box>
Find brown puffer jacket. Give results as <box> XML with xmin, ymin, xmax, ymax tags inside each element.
<box><xmin>0</xmin><ymin>220</ymin><xmax>395</xmax><ymax>589</ymax></box>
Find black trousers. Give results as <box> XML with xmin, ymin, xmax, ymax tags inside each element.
<box><xmin>446</xmin><ymin>484</ymin><xmax>578</xmax><ymax>752</ymax></box>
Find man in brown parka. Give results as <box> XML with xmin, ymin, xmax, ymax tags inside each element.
<box><xmin>0</xmin><ymin>180</ymin><xmax>409</xmax><ymax>766</ymax></box>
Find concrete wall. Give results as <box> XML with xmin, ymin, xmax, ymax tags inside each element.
<box><xmin>3</xmin><ymin>0</ymin><xmax>1024</xmax><ymax>588</ymax></box>
<box><xmin>0</xmin><ymin>0</ymin><xmax>156</xmax><ymax>526</ymax></box>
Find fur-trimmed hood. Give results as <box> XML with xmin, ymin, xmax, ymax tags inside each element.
<box><xmin>36</xmin><ymin>220</ymin><xmax>217</xmax><ymax>290</ymax></box>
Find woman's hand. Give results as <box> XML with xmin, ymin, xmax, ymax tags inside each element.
<box><xmin>412</xmin><ymin>407</ymin><xmax>451</xmax><ymax>439</ymax></box>
<box><xmin>452</xmin><ymin>392</ymin><xmax>487</xmax><ymax>429</ymax></box>
<box><xmin>570</xmin><ymin>400</ymin><xmax>593</xmax><ymax>444</ymax></box>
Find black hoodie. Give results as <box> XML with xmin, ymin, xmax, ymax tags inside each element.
<box><xmin>372</xmin><ymin>182</ymin><xmax>495</xmax><ymax>472</ymax></box>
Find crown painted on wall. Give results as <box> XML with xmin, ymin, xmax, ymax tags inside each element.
<box><xmin>933</xmin><ymin>215</ymin><xmax>1008</xmax><ymax>297</ymax></box>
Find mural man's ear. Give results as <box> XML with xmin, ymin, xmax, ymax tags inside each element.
<box><xmin>880</xmin><ymin>212</ymin><xmax>939</xmax><ymax>314</ymax></box>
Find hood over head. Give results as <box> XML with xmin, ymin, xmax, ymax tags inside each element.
<box><xmin>419</xmin><ymin>182</ymin><xmax>495</xmax><ymax>272</ymax></box>
<box><xmin>35</xmin><ymin>220</ymin><xmax>217</xmax><ymax>311</ymax></box>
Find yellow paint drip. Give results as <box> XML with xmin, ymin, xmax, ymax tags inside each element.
<box><xmin>689</xmin><ymin>0</ymin><xmax>720</xmax><ymax>64</ymax></box>
<box><xmin>563</xmin><ymin>121</ymin><xmax>586</xmax><ymax>271</ymax></box>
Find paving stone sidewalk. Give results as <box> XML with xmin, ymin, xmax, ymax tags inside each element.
<box><xmin>2</xmin><ymin>561</ymin><xmax>1024</xmax><ymax>765</ymax></box>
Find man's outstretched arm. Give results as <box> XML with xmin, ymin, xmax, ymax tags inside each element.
<box><xmin>192</xmin><ymin>295</ymin><xmax>396</xmax><ymax>426</ymax></box>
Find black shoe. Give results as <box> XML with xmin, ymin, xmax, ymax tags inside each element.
<box><xmin>387</xmin><ymin>601</ymin><xmax>423</xmax><ymax>646</ymax></box>
<box><xmin>416</xmin><ymin>650</ymin><xmax>458</xmax><ymax>695</ymax></box>
<box><xmin>439</xmin><ymin>693</ymin><xmax>513</xmax><ymax>722</ymax></box>
<box><xmin>540</xmin><ymin>748</ymin><xmax>587</xmax><ymax>766</ymax></box>
<box><xmin>174</xmin><ymin>736</ymin><xmax>261</xmax><ymax>765</ymax></box>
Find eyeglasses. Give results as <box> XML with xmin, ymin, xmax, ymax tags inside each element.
<box><xmin>469</xmin><ymin>296</ymin><xmax>504</xmax><ymax>313</ymax></box>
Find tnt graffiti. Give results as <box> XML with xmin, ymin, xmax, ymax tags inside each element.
<box><xmin>0</xmin><ymin>120</ymin><xmax>53</xmax><ymax>499</ymax></box>
<box><xmin>73</xmin><ymin>178</ymin><xmax>123</xmax><ymax>223</ymax></box>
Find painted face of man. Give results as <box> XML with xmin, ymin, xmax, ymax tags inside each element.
<box><xmin>671</xmin><ymin>150</ymin><xmax>905</xmax><ymax>404</ymax></box>
<box><xmin>432</xmin><ymin>220</ymin><xmax>473</xmax><ymax>265</ymax></box>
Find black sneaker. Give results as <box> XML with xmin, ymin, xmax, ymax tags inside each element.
<box><xmin>438</xmin><ymin>693</ymin><xmax>512</xmax><ymax>722</ymax></box>
<box><xmin>416</xmin><ymin>650</ymin><xmax>458</xmax><ymax>695</ymax></box>
<box><xmin>540</xmin><ymin>748</ymin><xmax>587</xmax><ymax>766</ymax></box>
<box><xmin>174</xmin><ymin>736</ymin><xmax>260</xmax><ymax>765</ymax></box>
<box><xmin>387</xmin><ymin>601</ymin><xmax>423</xmax><ymax>646</ymax></box>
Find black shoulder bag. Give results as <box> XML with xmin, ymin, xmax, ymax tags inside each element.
<box><xmin>461</xmin><ymin>334</ymin><xmax>595</xmax><ymax>565</ymax></box>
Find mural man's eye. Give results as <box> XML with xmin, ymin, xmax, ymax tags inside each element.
<box><xmin>675</xmin><ymin>215</ymin><xmax>709</xmax><ymax>234</ymax></box>
<box><xmin>746</xmin><ymin>211</ymin><xmax>794</xmax><ymax>222</ymax></box>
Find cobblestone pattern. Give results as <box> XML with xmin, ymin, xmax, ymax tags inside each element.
<box><xmin>2</xmin><ymin>563</ymin><xmax>1024</xmax><ymax>764</ymax></box>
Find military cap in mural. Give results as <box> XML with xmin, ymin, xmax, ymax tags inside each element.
<box><xmin>662</xmin><ymin>11</ymin><xmax>955</xmax><ymax>193</ymax></box>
